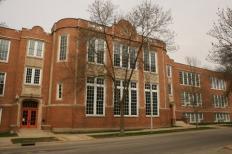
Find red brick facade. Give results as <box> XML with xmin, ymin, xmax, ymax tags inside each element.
<box><xmin>0</xmin><ymin>18</ymin><xmax>231</xmax><ymax>132</ymax></box>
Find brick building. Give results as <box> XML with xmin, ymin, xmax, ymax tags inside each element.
<box><xmin>0</xmin><ymin>18</ymin><xmax>231</xmax><ymax>132</ymax></box>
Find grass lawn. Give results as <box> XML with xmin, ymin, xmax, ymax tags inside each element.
<box><xmin>11</xmin><ymin>137</ymin><xmax>60</xmax><ymax>144</ymax></box>
<box><xmin>0</xmin><ymin>132</ymin><xmax>17</xmax><ymax>137</ymax></box>
<box><xmin>90</xmin><ymin>127</ymin><xmax>215</xmax><ymax>138</ymax></box>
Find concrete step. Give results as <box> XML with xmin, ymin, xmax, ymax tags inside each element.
<box><xmin>17</xmin><ymin>128</ymin><xmax>54</xmax><ymax>138</ymax></box>
<box><xmin>175</xmin><ymin>121</ymin><xmax>193</xmax><ymax>127</ymax></box>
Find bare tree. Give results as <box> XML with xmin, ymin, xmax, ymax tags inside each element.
<box><xmin>185</xmin><ymin>57</ymin><xmax>202</xmax><ymax>128</ymax></box>
<box><xmin>208</xmin><ymin>8</ymin><xmax>232</xmax><ymax>95</ymax></box>
<box><xmin>86</xmin><ymin>0</ymin><xmax>174</xmax><ymax>134</ymax></box>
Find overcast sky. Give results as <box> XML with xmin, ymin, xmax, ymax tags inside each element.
<box><xmin>0</xmin><ymin>0</ymin><xmax>232</xmax><ymax>69</ymax></box>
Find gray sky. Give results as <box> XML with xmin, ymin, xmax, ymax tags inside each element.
<box><xmin>0</xmin><ymin>0</ymin><xmax>232</xmax><ymax>69</ymax></box>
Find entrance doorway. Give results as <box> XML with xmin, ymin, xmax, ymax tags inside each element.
<box><xmin>21</xmin><ymin>100</ymin><xmax>38</xmax><ymax>128</ymax></box>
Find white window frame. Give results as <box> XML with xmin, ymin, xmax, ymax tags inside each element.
<box><xmin>0</xmin><ymin>72</ymin><xmax>6</xmax><ymax>96</ymax></box>
<box><xmin>113</xmin><ymin>43</ymin><xmax>138</xmax><ymax>70</ymax></box>
<box><xmin>145</xmin><ymin>83</ymin><xmax>159</xmax><ymax>117</ymax></box>
<box><xmin>27</xmin><ymin>39</ymin><xmax>45</xmax><ymax>58</ymax></box>
<box><xmin>211</xmin><ymin>77</ymin><xmax>226</xmax><ymax>90</ymax></box>
<box><xmin>0</xmin><ymin>108</ymin><xmax>2</xmax><ymax>125</ymax></box>
<box><xmin>56</xmin><ymin>82</ymin><xmax>63</xmax><ymax>100</ymax></box>
<box><xmin>166</xmin><ymin>65</ymin><xmax>172</xmax><ymax>77</ymax></box>
<box><xmin>0</xmin><ymin>39</ymin><xmax>11</xmax><ymax>63</ymax></box>
<box><xmin>180</xmin><ymin>71</ymin><xmax>200</xmax><ymax>87</ymax></box>
<box><xmin>87</xmin><ymin>38</ymin><xmax>106</xmax><ymax>65</ymax></box>
<box><xmin>24</xmin><ymin>67</ymin><xmax>42</xmax><ymax>86</ymax></box>
<box><xmin>113</xmin><ymin>80</ymin><xmax>139</xmax><ymax>117</ymax></box>
<box><xmin>181</xmin><ymin>92</ymin><xmax>202</xmax><ymax>107</ymax></box>
<box><xmin>86</xmin><ymin>77</ymin><xmax>105</xmax><ymax>116</ymax></box>
<box><xmin>143</xmin><ymin>50</ymin><xmax>157</xmax><ymax>73</ymax></box>
<box><xmin>184</xmin><ymin>112</ymin><xmax>203</xmax><ymax>123</ymax></box>
<box><xmin>168</xmin><ymin>83</ymin><xmax>173</xmax><ymax>96</ymax></box>
<box><xmin>57</xmin><ymin>34</ymin><xmax>69</xmax><ymax>62</ymax></box>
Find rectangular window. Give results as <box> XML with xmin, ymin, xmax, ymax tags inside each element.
<box><xmin>215</xmin><ymin>113</ymin><xmax>230</xmax><ymax>122</ymax></box>
<box><xmin>0</xmin><ymin>39</ymin><xmax>10</xmax><ymax>62</ymax></box>
<box><xmin>86</xmin><ymin>77</ymin><xmax>104</xmax><ymax>116</ymax></box>
<box><xmin>56</xmin><ymin>83</ymin><xmax>63</xmax><ymax>100</ymax></box>
<box><xmin>144</xmin><ymin>50</ymin><xmax>156</xmax><ymax>72</ymax></box>
<box><xmin>211</xmin><ymin>77</ymin><xmax>226</xmax><ymax>90</ymax></box>
<box><xmin>113</xmin><ymin>80</ymin><xmax>138</xmax><ymax>116</ymax></box>
<box><xmin>0</xmin><ymin>108</ymin><xmax>2</xmax><ymax>125</ymax></box>
<box><xmin>168</xmin><ymin>83</ymin><xmax>172</xmax><ymax>95</ymax></box>
<box><xmin>58</xmin><ymin>35</ymin><xmax>68</xmax><ymax>61</ymax></box>
<box><xmin>88</xmin><ymin>39</ymin><xmax>105</xmax><ymax>64</ymax></box>
<box><xmin>145</xmin><ymin>83</ymin><xmax>159</xmax><ymax>116</ymax></box>
<box><xmin>180</xmin><ymin>71</ymin><xmax>200</xmax><ymax>87</ymax></box>
<box><xmin>113</xmin><ymin>44</ymin><xmax>120</xmax><ymax>66</ymax></box>
<box><xmin>0</xmin><ymin>72</ymin><xmax>6</xmax><ymax>96</ymax></box>
<box><xmin>113</xmin><ymin>43</ymin><xmax>137</xmax><ymax>69</ymax></box>
<box><xmin>28</xmin><ymin>40</ymin><xmax>44</xmax><ymax>58</ymax></box>
<box><xmin>184</xmin><ymin>112</ymin><xmax>203</xmax><ymax>123</ymax></box>
<box><xmin>25</xmin><ymin>67</ymin><xmax>41</xmax><ymax>85</ymax></box>
<box><xmin>181</xmin><ymin>92</ymin><xmax>202</xmax><ymax>106</ymax></box>
<box><xmin>213</xmin><ymin>95</ymin><xmax>228</xmax><ymax>108</ymax></box>
<box><xmin>167</xmin><ymin>65</ymin><xmax>172</xmax><ymax>77</ymax></box>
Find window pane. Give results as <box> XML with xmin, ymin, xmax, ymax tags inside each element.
<box><xmin>150</xmin><ymin>52</ymin><xmax>156</xmax><ymax>72</ymax></box>
<box><xmin>88</xmin><ymin>39</ymin><xmax>95</xmax><ymax>62</ymax></box>
<box><xmin>122</xmin><ymin>45</ymin><xmax>129</xmax><ymax>68</ymax></box>
<box><xmin>130</xmin><ymin>48</ymin><xmax>136</xmax><ymax>69</ymax></box>
<box><xmin>145</xmin><ymin>91</ymin><xmax>151</xmax><ymax>115</ymax></box>
<box><xmin>34</xmin><ymin>69</ymin><xmax>40</xmax><ymax>84</ymax></box>
<box><xmin>59</xmin><ymin>35</ymin><xmax>67</xmax><ymax>60</ymax></box>
<box><xmin>36</xmin><ymin>41</ymin><xmax>43</xmax><ymax>57</ymax></box>
<box><xmin>26</xmin><ymin>68</ymin><xmax>32</xmax><ymax>84</ymax></box>
<box><xmin>0</xmin><ymin>39</ymin><xmax>10</xmax><ymax>61</ymax></box>
<box><xmin>114</xmin><ymin>44</ymin><xmax>120</xmax><ymax>66</ymax></box>
<box><xmin>152</xmin><ymin>92</ymin><xmax>158</xmax><ymax>115</ymax></box>
<box><xmin>86</xmin><ymin>86</ymin><xmax>94</xmax><ymax>114</ymax></box>
<box><xmin>114</xmin><ymin>88</ymin><xmax>121</xmax><ymax>115</ymax></box>
<box><xmin>28</xmin><ymin>40</ymin><xmax>35</xmax><ymax>56</ymax></box>
<box><xmin>0</xmin><ymin>73</ymin><xmax>5</xmax><ymax>95</ymax></box>
<box><xmin>96</xmin><ymin>87</ymin><xmax>104</xmax><ymax>114</ymax></box>
<box><xmin>131</xmin><ymin>90</ymin><xmax>137</xmax><ymax>115</ymax></box>
<box><xmin>97</xmin><ymin>40</ymin><xmax>104</xmax><ymax>64</ymax></box>
<box><xmin>144</xmin><ymin>50</ymin><xmax>149</xmax><ymax>71</ymax></box>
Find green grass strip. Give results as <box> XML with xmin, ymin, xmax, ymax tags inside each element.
<box><xmin>90</xmin><ymin>127</ymin><xmax>215</xmax><ymax>138</ymax></box>
<box><xmin>0</xmin><ymin>132</ymin><xmax>17</xmax><ymax>137</ymax></box>
<box><xmin>11</xmin><ymin>137</ymin><xmax>60</xmax><ymax>144</ymax></box>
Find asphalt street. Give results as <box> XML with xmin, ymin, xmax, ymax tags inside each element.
<box><xmin>0</xmin><ymin>127</ymin><xmax>232</xmax><ymax>154</ymax></box>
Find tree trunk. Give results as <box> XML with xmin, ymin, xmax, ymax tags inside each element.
<box><xmin>120</xmin><ymin>94</ymin><xmax>125</xmax><ymax>135</ymax></box>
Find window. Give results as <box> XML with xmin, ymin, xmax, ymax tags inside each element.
<box><xmin>184</xmin><ymin>112</ymin><xmax>203</xmax><ymax>123</ymax></box>
<box><xmin>56</xmin><ymin>83</ymin><xmax>63</xmax><ymax>100</ymax></box>
<box><xmin>181</xmin><ymin>92</ymin><xmax>202</xmax><ymax>106</ymax></box>
<box><xmin>167</xmin><ymin>65</ymin><xmax>172</xmax><ymax>77</ymax></box>
<box><xmin>0</xmin><ymin>39</ymin><xmax>10</xmax><ymax>62</ymax></box>
<box><xmin>114</xmin><ymin>80</ymin><xmax>138</xmax><ymax>116</ymax></box>
<box><xmin>88</xmin><ymin>39</ymin><xmax>105</xmax><ymax>64</ymax></box>
<box><xmin>0</xmin><ymin>108</ymin><xmax>2</xmax><ymax>125</ymax></box>
<box><xmin>211</xmin><ymin>77</ymin><xmax>226</xmax><ymax>90</ymax></box>
<box><xmin>215</xmin><ymin>113</ymin><xmax>230</xmax><ymax>122</ymax></box>
<box><xmin>27</xmin><ymin>40</ymin><xmax>44</xmax><ymax>58</ymax></box>
<box><xmin>168</xmin><ymin>83</ymin><xmax>172</xmax><ymax>95</ymax></box>
<box><xmin>113</xmin><ymin>43</ymin><xmax>137</xmax><ymax>69</ymax></box>
<box><xmin>144</xmin><ymin>49</ymin><xmax>156</xmax><ymax>72</ymax></box>
<box><xmin>213</xmin><ymin>95</ymin><xmax>228</xmax><ymax>108</ymax></box>
<box><xmin>0</xmin><ymin>72</ymin><xmax>6</xmax><ymax>96</ymax></box>
<box><xmin>86</xmin><ymin>77</ymin><xmax>105</xmax><ymax>116</ymax></box>
<box><xmin>179</xmin><ymin>71</ymin><xmax>200</xmax><ymax>87</ymax></box>
<box><xmin>145</xmin><ymin>83</ymin><xmax>159</xmax><ymax>116</ymax></box>
<box><xmin>25</xmin><ymin>67</ymin><xmax>41</xmax><ymax>85</ymax></box>
<box><xmin>58</xmin><ymin>35</ymin><xmax>68</xmax><ymax>61</ymax></box>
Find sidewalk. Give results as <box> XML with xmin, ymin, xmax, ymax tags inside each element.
<box><xmin>0</xmin><ymin>125</ymin><xmax>227</xmax><ymax>149</ymax></box>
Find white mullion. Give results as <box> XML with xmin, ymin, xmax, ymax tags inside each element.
<box><xmin>34</xmin><ymin>41</ymin><xmax>37</xmax><ymax>57</ymax></box>
<box><xmin>31</xmin><ymin>68</ymin><xmax>35</xmax><ymax>84</ymax></box>
<box><xmin>94</xmin><ymin>79</ymin><xmax>97</xmax><ymax>115</ymax></box>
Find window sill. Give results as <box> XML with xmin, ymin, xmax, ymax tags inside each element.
<box><xmin>24</xmin><ymin>83</ymin><xmax>41</xmax><ymax>87</ymax></box>
<box><xmin>86</xmin><ymin>114</ymin><xmax>105</xmax><ymax>117</ymax></box>
<box><xmin>114</xmin><ymin>115</ymin><xmax>139</xmax><ymax>118</ymax></box>
<box><xmin>0</xmin><ymin>60</ymin><xmax>9</xmax><ymax>63</ymax></box>
<box><xmin>27</xmin><ymin>56</ymin><xmax>43</xmax><ymax>60</ymax></box>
